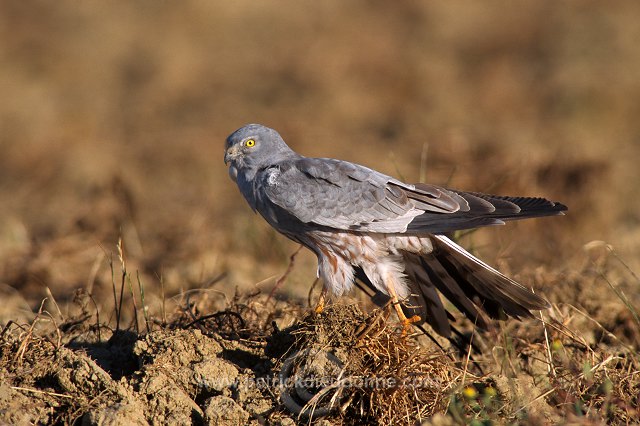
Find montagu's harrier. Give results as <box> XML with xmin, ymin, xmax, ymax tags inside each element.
<box><xmin>224</xmin><ymin>124</ymin><xmax>566</xmax><ymax>337</ymax></box>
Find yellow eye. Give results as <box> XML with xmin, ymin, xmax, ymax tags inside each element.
<box><xmin>245</xmin><ymin>139</ymin><xmax>256</xmax><ymax>147</ymax></box>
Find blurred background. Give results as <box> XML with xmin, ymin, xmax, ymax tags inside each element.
<box><xmin>1</xmin><ymin>1</ymin><xmax>639</xmax><ymax>323</ymax></box>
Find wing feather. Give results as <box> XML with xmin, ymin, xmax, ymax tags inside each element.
<box><xmin>262</xmin><ymin>157</ymin><xmax>461</xmax><ymax>232</ymax></box>
<box><xmin>260</xmin><ymin>156</ymin><xmax>566</xmax><ymax>235</ymax></box>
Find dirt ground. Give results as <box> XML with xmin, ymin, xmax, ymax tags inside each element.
<box><xmin>1</xmin><ymin>1</ymin><xmax>639</xmax><ymax>425</ymax></box>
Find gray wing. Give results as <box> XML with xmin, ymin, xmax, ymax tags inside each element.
<box><xmin>262</xmin><ymin>157</ymin><xmax>567</xmax><ymax>234</ymax></box>
<box><xmin>262</xmin><ymin>157</ymin><xmax>463</xmax><ymax>233</ymax></box>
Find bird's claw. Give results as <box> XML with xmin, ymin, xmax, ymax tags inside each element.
<box><xmin>400</xmin><ymin>315</ymin><xmax>421</xmax><ymax>336</ymax></box>
<box><xmin>314</xmin><ymin>287</ymin><xmax>328</xmax><ymax>315</ymax></box>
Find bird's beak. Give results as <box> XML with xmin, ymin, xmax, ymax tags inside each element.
<box><xmin>224</xmin><ymin>145</ymin><xmax>240</xmax><ymax>165</ymax></box>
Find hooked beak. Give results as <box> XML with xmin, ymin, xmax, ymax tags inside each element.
<box><xmin>224</xmin><ymin>145</ymin><xmax>241</xmax><ymax>165</ymax></box>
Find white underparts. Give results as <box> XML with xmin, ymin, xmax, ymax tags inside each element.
<box><xmin>309</xmin><ymin>232</ymin><xmax>434</xmax><ymax>299</ymax></box>
<box><xmin>317</xmin><ymin>254</ymin><xmax>354</xmax><ymax>296</ymax></box>
<box><xmin>385</xmin><ymin>235</ymin><xmax>433</xmax><ymax>255</ymax></box>
<box><xmin>361</xmin><ymin>255</ymin><xmax>410</xmax><ymax>299</ymax></box>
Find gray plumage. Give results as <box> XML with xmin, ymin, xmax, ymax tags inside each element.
<box><xmin>225</xmin><ymin>123</ymin><xmax>567</xmax><ymax>338</ymax></box>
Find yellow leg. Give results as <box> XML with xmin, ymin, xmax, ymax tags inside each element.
<box><xmin>386</xmin><ymin>280</ymin><xmax>421</xmax><ymax>335</ymax></box>
<box><xmin>314</xmin><ymin>285</ymin><xmax>328</xmax><ymax>314</ymax></box>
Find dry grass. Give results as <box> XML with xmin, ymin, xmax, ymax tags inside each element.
<box><xmin>273</xmin><ymin>304</ymin><xmax>460</xmax><ymax>425</ymax></box>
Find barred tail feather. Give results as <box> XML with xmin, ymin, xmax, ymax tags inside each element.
<box><xmin>361</xmin><ymin>236</ymin><xmax>549</xmax><ymax>339</ymax></box>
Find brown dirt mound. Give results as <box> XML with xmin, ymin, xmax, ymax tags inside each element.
<box><xmin>269</xmin><ymin>304</ymin><xmax>459</xmax><ymax>424</ymax></box>
<box><xmin>0</xmin><ymin>294</ymin><xmax>460</xmax><ymax>425</ymax></box>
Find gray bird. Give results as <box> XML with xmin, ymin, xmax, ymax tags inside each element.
<box><xmin>224</xmin><ymin>124</ymin><xmax>566</xmax><ymax>337</ymax></box>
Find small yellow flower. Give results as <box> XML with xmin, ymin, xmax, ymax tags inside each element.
<box><xmin>462</xmin><ymin>386</ymin><xmax>478</xmax><ymax>399</ymax></box>
<box><xmin>551</xmin><ymin>339</ymin><xmax>563</xmax><ymax>352</ymax></box>
<box><xmin>484</xmin><ymin>386</ymin><xmax>497</xmax><ymax>398</ymax></box>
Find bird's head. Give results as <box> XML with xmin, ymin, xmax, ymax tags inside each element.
<box><xmin>224</xmin><ymin>124</ymin><xmax>295</xmax><ymax>181</ymax></box>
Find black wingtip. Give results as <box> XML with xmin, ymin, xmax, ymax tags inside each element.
<box><xmin>553</xmin><ymin>201</ymin><xmax>568</xmax><ymax>213</ymax></box>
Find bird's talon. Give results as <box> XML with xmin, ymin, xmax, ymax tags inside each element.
<box><xmin>400</xmin><ymin>315</ymin><xmax>421</xmax><ymax>336</ymax></box>
<box><xmin>314</xmin><ymin>287</ymin><xmax>327</xmax><ymax>315</ymax></box>
<box><xmin>407</xmin><ymin>315</ymin><xmax>421</xmax><ymax>324</ymax></box>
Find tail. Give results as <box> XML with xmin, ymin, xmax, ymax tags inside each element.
<box><xmin>357</xmin><ymin>235</ymin><xmax>550</xmax><ymax>338</ymax></box>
